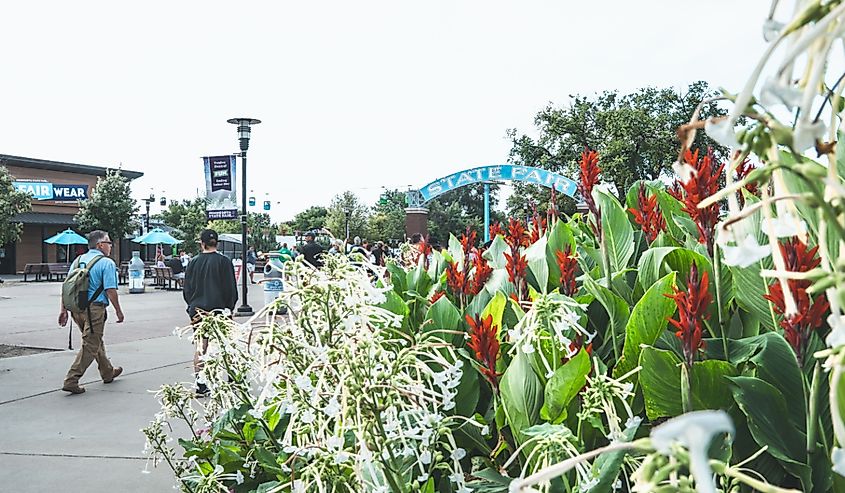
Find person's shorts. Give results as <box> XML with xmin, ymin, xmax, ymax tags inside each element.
<box><xmin>246</xmin><ymin>263</ymin><xmax>256</xmax><ymax>273</ymax></box>
<box><xmin>174</xmin><ymin>272</ymin><xmax>185</xmax><ymax>280</ymax></box>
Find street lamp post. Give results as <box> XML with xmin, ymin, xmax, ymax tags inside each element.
<box><xmin>142</xmin><ymin>193</ymin><xmax>156</xmax><ymax>233</ymax></box>
<box><xmin>227</xmin><ymin>117</ymin><xmax>261</xmax><ymax>317</ymax></box>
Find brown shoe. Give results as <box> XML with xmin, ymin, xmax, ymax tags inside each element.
<box><xmin>62</xmin><ymin>385</ymin><xmax>86</xmax><ymax>394</ymax></box>
<box><xmin>103</xmin><ymin>367</ymin><xmax>123</xmax><ymax>384</ymax></box>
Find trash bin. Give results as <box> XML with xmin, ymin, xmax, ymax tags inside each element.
<box><xmin>129</xmin><ymin>251</ymin><xmax>145</xmax><ymax>294</ymax></box>
<box><xmin>263</xmin><ymin>255</ymin><xmax>287</xmax><ymax>314</ymax></box>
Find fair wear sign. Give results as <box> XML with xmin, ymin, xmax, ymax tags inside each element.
<box><xmin>13</xmin><ymin>180</ymin><xmax>89</xmax><ymax>202</ymax></box>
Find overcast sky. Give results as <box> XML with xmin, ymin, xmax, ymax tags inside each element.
<box><xmin>1</xmin><ymin>1</ymin><xmax>769</xmax><ymax>222</ymax></box>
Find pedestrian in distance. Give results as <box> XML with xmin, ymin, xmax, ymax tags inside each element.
<box><xmin>300</xmin><ymin>231</ymin><xmax>325</xmax><ymax>268</ymax></box>
<box><xmin>183</xmin><ymin>229</ymin><xmax>238</xmax><ymax>397</ymax></box>
<box><xmin>58</xmin><ymin>230</ymin><xmax>124</xmax><ymax>395</ymax></box>
<box><xmin>246</xmin><ymin>246</ymin><xmax>258</xmax><ymax>284</ymax></box>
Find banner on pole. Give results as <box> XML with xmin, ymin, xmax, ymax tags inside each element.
<box><xmin>203</xmin><ymin>155</ymin><xmax>238</xmax><ymax>220</ymax></box>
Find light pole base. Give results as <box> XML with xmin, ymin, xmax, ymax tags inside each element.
<box><xmin>235</xmin><ymin>305</ymin><xmax>254</xmax><ymax>317</ymax></box>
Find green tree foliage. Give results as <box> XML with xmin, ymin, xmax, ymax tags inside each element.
<box><xmin>75</xmin><ymin>169</ymin><xmax>138</xmax><ymax>244</ymax></box>
<box><xmin>0</xmin><ymin>166</ymin><xmax>32</xmax><ymax>246</ymax></box>
<box><xmin>288</xmin><ymin>206</ymin><xmax>328</xmax><ymax>233</ymax></box>
<box><xmin>326</xmin><ymin>191</ymin><xmax>369</xmax><ymax>240</ymax></box>
<box><xmin>208</xmin><ymin>212</ymin><xmax>276</xmax><ymax>252</ymax></box>
<box><xmin>426</xmin><ymin>184</ymin><xmax>504</xmax><ymax>244</ymax></box>
<box><xmin>367</xmin><ymin>189</ymin><xmax>406</xmax><ymax>242</ymax></box>
<box><xmin>156</xmin><ymin>197</ymin><xmax>208</xmax><ymax>255</ymax></box>
<box><xmin>506</xmin><ymin>81</ymin><xmax>728</xmax><ymax>212</ymax></box>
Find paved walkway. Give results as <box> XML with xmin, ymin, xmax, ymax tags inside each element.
<box><xmin>0</xmin><ymin>278</ymin><xmax>267</xmax><ymax>492</ymax></box>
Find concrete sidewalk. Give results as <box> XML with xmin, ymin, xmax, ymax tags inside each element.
<box><xmin>0</xmin><ymin>279</ymin><xmax>269</xmax><ymax>492</ymax></box>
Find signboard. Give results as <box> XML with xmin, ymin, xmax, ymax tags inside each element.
<box><xmin>418</xmin><ymin>165</ymin><xmax>578</xmax><ymax>202</ymax></box>
<box><xmin>13</xmin><ymin>181</ymin><xmax>89</xmax><ymax>202</ymax></box>
<box><xmin>203</xmin><ymin>155</ymin><xmax>238</xmax><ymax>220</ymax></box>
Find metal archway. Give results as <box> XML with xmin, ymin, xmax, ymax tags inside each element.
<box><xmin>406</xmin><ymin>164</ymin><xmax>579</xmax><ymax>241</ymax></box>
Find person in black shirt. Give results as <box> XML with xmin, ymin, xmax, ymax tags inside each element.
<box><xmin>300</xmin><ymin>231</ymin><xmax>325</xmax><ymax>268</ymax></box>
<box><xmin>166</xmin><ymin>255</ymin><xmax>184</xmax><ymax>288</ymax></box>
<box><xmin>183</xmin><ymin>229</ymin><xmax>238</xmax><ymax>396</ymax></box>
<box><xmin>372</xmin><ymin>241</ymin><xmax>386</xmax><ymax>267</ymax></box>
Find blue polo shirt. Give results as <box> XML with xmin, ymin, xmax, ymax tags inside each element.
<box><xmin>74</xmin><ymin>249</ymin><xmax>118</xmax><ymax>305</ymax></box>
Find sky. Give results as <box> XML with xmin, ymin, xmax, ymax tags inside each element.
<box><xmin>0</xmin><ymin>1</ymin><xmax>770</xmax><ymax>223</ymax></box>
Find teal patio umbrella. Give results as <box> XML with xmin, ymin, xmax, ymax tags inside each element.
<box><xmin>44</xmin><ymin>228</ymin><xmax>88</xmax><ymax>262</ymax></box>
<box><xmin>133</xmin><ymin>228</ymin><xmax>182</xmax><ymax>245</ymax></box>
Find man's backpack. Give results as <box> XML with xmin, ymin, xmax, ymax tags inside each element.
<box><xmin>62</xmin><ymin>255</ymin><xmax>106</xmax><ymax>314</ymax></box>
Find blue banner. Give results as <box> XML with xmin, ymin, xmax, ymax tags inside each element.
<box><xmin>203</xmin><ymin>155</ymin><xmax>238</xmax><ymax>220</ymax></box>
<box><xmin>418</xmin><ymin>165</ymin><xmax>578</xmax><ymax>202</ymax></box>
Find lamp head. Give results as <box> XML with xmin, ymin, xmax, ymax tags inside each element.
<box><xmin>227</xmin><ymin>118</ymin><xmax>261</xmax><ymax>152</ymax></box>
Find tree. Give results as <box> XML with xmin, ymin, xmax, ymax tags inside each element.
<box><xmin>75</xmin><ymin>169</ymin><xmax>138</xmax><ymax>244</ymax></box>
<box><xmin>0</xmin><ymin>166</ymin><xmax>32</xmax><ymax>246</ymax></box>
<box><xmin>506</xmin><ymin>81</ymin><xmax>728</xmax><ymax>209</ymax></box>
<box><xmin>426</xmin><ymin>184</ymin><xmax>505</xmax><ymax>243</ymax></box>
<box><xmin>156</xmin><ymin>197</ymin><xmax>208</xmax><ymax>255</ymax></box>
<box><xmin>326</xmin><ymin>191</ymin><xmax>369</xmax><ymax>240</ymax></box>
<box><xmin>367</xmin><ymin>189</ymin><xmax>406</xmax><ymax>242</ymax></box>
<box><xmin>288</xmin><ymin>206</ymin><xmax>328</xmax><ymax>233</ymax></box>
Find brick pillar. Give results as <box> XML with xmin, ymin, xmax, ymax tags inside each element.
<box><xmin>404</xmin><ymin>207</ymin><xmax>429</xmax><ymax>239</ymax></box>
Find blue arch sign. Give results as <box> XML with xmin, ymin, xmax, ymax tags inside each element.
<box><xmin>418</xmin><ymin>165</ymin><xmax>578</xmax><ymax>203</ymax></box>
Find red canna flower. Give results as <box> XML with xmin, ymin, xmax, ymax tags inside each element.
<box><xmin>668</xmin><ymin>181</ymin><xmax>684</xmax><ymax>202</ymax></box>
<box><xmin>577</xmin><ymin>148</ymin><xmax>602</xmax><ymax>237</ymax></box>
<box><xmin>505</xmin><ymin>217</ymin><xmax>527</xmax><ymax>249</ymax></box>
<box><xmin>489</xmin><ymin>222</ymin><xmax>505</xmax><ymax>239</ymax></box>
<box><xmin>429</xmin><ymin>291</ymin><xmax>446</xmax><ymax>304</ymax></box>
<box><xmin>528</xmin><ymin>209</ymin><xmax>547</xmax><ymax>245</ymax></box>
<box><xmin>547</xmin><ymin>187</ymin><xmax>560</xmax><ymax>224</ymax></box>
<box><xmin>460</xmin><ymin>228</ymin><xmax>478</xmax><ymax>256</ymax></box>
<box><xmin>675</xmin><ymin>148</ymin><xmax>724</xmax><ymax>256</ymax></box>
<box><xmin>666</xmin><ymin>264</ymin><xmax>711</xmax><ymax>367</ymax></box>
<box><xmin>465</xmin><ymin>313</ymin><xmax>500</xmax><ymax>389</ymax></box>
<box><xmin>763</xmin><ymin>238</ymin><xmax>829</xmax><ymax>365</ymax></box>
<box><xmin>418</xmin><ymin>235</ymin><xmax>434</xmax><ymax>270</ymax></box>
<box><xmin>734</xmin><ymin>158</ymin><xmax>759</xmax><ymax>208</ymax></box>
<box><xmin>504</xmin><ymin>251</ymin><xmax>528</xmax><ymax>284</ymax></box>
<box><xmin>445</xmin><ymin>261</ymin><xmax>466</xmax><ymax>296</ymax></box>
<box><xmin>555</xmin><ymin>245</ymin><xmax>578</xmax><ymax>297</ymax></box>
<box><xmin>468</xmin><ymin>250</ymin><xmax>493</xmax><ymax>296</ymax></box>
<box><xmin>628</xmin><ymin>184</ymin><xmax>666</xmax><ymax>243</ymax></box>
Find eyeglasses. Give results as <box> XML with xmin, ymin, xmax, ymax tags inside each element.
<box><xmin>98</xmin><ymin>241</ymin><xmax>113</xmax><ymax>245</ymax></box>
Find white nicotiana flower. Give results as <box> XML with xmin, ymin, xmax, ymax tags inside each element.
<box><xmin>721</xmin><ymin>235</ymin><xmax>771</xmax><ymax>268</ymax></box>
<box><xmin>323</xmin><ymin>397</ymin><xmax>341</xmax><ymax>418</ymax></box>
<box><xmin>451</xmin><ymin>448</ymin><xmax>467</xmax><ymax>460</ymax></box>
<box><xmin>704</xmin><ymin>118</ymin><xmax>739</xmax><ymax>148</ymax></box>
<box><xmin>301</xmin><ymin>409</ymin><xmax>316</xmax><ymax>424</ymax></box>
<box><xmin>793</xmin><ymin>118</ymin><xmax>826</xmax><ymax>152</ymax></box>
<box><xmin>522</xmin><ymin>342</ymin><xmax>536</xmax><ymax>354</ymax></box>
<box><xmin>832</xmin><ymin>447</ymin><xmax>845</xmax><ymax>477</ymax></box>
<box><xmin>762</xmin><ymin>18</ymin><xmax>784</xmax><ymax>41</ymax></box>
<box><xmin>456</xmin><ymin>486</ymin><xmax>472</xmax><ymax>493</ymax></box>
<box><xmin>651</xmin><ymin>411</ymin><xmax>734</xmax><ymax>493</ymax></box>
<box><xmin>235</xmin><ymin>470</ymin><xmax>244</xmax><ymax>485</ymax></box>
<box><xmin>292</xmin><ymin>480</ymin><xmax>306</xmax><ymax>493</ymax></box>
<box><xmin>417</xmin><ymin>473</ymin><xmax>430</xmax><ymax>483</ymax></box>
<box><xmin>449</xmin><ymin>471</ymin><xmax>463</xmax><ymax>483</ymax></box>
<box><xmin>481</xmin><ymin>425</ymin><xmax>490</xmax><ymax>436</ymax></box>
<box><xmin>327</xmin><ymin>435</ymin><xmax>344</xmax><ymax>450</ymax></box>
<box><xmin>762</xmin><ymin>211</ymin><xmax>807</xmax><ymax>238</ymax></box>
<box><xmin>294</xmin><ymin>374</ymin><xmax>313</xmax><ymax>392</ymax></box>
<box><xmin>759</xmin><ymin>76</ymin><xmax>802</xmax><ymax>109</ymax></box>
<box><xmin>580</xmin><ymin>477</ymin><xmax>599</xmax><ymax>492</ymax></box>
<box><xmin>672</xmin><ymin>160</ymin><xmax>696</xmax><ymax>184</ymax></box>
<box><xmin>419</xmin><ymin>450</ymin><xmax>432</xmax><ymax>464</ymax></box>
<box><xmin>333</xmin><ymin>451</ymin><xmax>350</xmax><ymax>464</ymax></box>
<box><xmin>283</xmin><ymin>444</ymin><xmax>298</xmax><ymax>454</ymax></box>
<box><xmin>625</xmin><ymin>415</ymin><xmax>642</xmax><ymax>431</ymax></box>
<box><xmin>827</xmin><ymin>314</ymin><xmax>845</xmax><ymax>348</ymax></box>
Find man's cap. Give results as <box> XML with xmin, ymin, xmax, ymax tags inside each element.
<box><xmin>200</xmin><ymin>229</ymin><xmax>219</xmax><ymax>243</ymax></box>
<box><xmin>304</xmin><ymin>231</ymin><xmax>316</xmax><ymax>238</ymax></box>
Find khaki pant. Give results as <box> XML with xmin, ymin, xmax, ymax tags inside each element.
<box><xmin>63</xmin><ymin>304</ymin><xmax>114</xmax><ymax>387</ymax></box>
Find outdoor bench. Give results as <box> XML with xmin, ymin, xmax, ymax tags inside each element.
<box><xmin>22</xmin><ymin>263</ymin><xmax>48</xmax><ymax>282</ymax></box>
<box><xmin>46</xmin><ymin>263</ymin><xmax>70</xmax><ymax>281</ymax></box>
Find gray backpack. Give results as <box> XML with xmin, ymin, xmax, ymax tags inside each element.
<box><xmin>61</xmin><ymin>255</ymin><xmax>106</xmax><ymax>314</ymax></box>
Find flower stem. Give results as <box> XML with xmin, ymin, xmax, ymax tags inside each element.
<box><xmin>600</xmin><ymin>231</ymin><xmax>620</xmax><ymax>362</ymax></box>
<box><xmin>681</xmin><ymin>363</ymin><xmax>693</xmax><ymax>414</ymax></box>
<box><xmin>712</xmin><ymin>242</ymin><xmax>730</xmax><ymax>360</ymax></box>
<box><xmin>807</xmin><ymin>361</ymin><xmax>822</xmax><ymax>453</ymax></box>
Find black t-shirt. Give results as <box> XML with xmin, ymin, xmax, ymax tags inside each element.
<box><xmin>300</xmin><ymin>241</ymin><xmax>325</xmax><ymax>268</ymax></box>
<box><xmin>167</xmin><ymin>257</ymin><xmax>183</xmax><ymax>274</ymax></box>
<box><xmin>183</xmin><ymin>252</ymin><xmax>238</xmax><ymax>317</ymax></box>
<box><xmin>372</xmin><ymin>246</ymin><xmax>384</xmax><ymax>265</ymax></box>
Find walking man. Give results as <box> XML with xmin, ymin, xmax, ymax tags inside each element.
<box><xmin>183</xmin><ymin>229</ymin><xmax>238</xmax><ymax>396</ymax></box>
<box><xmin>300</xmin><ymin>231</ymin><xmax>325</xmax><ymax>268</ymax></box>
<box><xmin>246</xmin><ymin>246</ymin><xmax>257</xmax><ymax>284</ymax></box>
<box><xmin>58</xmin><ymin>230</ymin><xmax>124</xmax><ymax>394</ymax></box>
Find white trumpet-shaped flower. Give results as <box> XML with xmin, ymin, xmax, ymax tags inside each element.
<box><xmin>721</xmin><ymin>235</ymin><xmax>771</xmax><ymax>268</ymax></box>
<box><xmin>793</xmin><ymin>118</ymin><xmax>826</xmax><ymax>152</ymax></box>
<box><xmin>650</xmin><ymin>411</ymin><xmax>734</xmax><ymax>493</ymax></box>
<box><xmin>759</xmin><ymin>77</ymin><xmax>802</xmax><ymax>110</ymax></box>
<box><xmin>704</xmin><ymin>118</ymin><xmax>739</xmax><ymax>148</ymax></box>
<box><xmin>762</xmin><ymin>211</ymin><xmax>807</xmax><ymax>238</ymax></box>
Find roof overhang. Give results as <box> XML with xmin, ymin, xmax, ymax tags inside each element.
<box><xmin>0</xmin><ymin>154</ymin><xmax>143</xmax><ymax>180</ymax></box>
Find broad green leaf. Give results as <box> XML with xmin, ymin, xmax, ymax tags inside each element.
<box><xmin>615</xmin><ymin>272</ymin><xmax>676</xmax><ymax>380</ymax></box>
<box><xmin>455</xmin><ymin>356</ymin><xmax>480</xmax><ymax>417</ymax></box>
<box><xmin>730</xmin><ymin>256</ymin><xmax>777</xmax><ymax>332</ymax></box>
<box><xmin>746</xmin><ymin>333</ymin><xmax>807</xmax><ymax>430</ymax></box>
<box><xmin>448</xmin><ymin>233</ymin><xmax>465</xmax><ymax>266</ymax></box>
<box><xmin>540</xmin><ymin>349</ymin><xmax>590</xmax><ymax>423</ymax></box>
<box><xmin>424</xmin><ymin>296</ymin><xmax>461</xmax><ymax>332</ymax></box>
<box><xmin>483</xmin><ymin>235</ymin><xmax>510</xmax><ymax>269</ymax></box>
<box><xmin>636</xmin><ymin>247</ymin><xmax>677</xmax><ymax>291</ymax></box>
<box><xmin>481</xmin><ymin>292</ymin><xmax>508</xmax><ymax>330</ymax></box>
<box><xmin>640</xmin><ymin>347</ymin><xmax>736</xmax><ymax>419</ymax></box>
<box><xmin>500</xmin><ymin>351</ymin><xmax>543</xmax><ymax>444</ymax></box>
<box><xmin>546</xmin><ymin>218</ymin><xmax>577</xmax><ymax>292</ymax></box>
<box><xmin>386</xmin><ymin>261</ymin><xmax>407</xmax><ymax>295</ymax></box>
<box><xmin>598</xmin><ymin>190</ymin><xmax>635</xmax><ymax>273</ymax></box>
<box><xmin>525</xmin><ymin>235</ymin><xmax>549</xmax><ymax>294</ymax></box>
<box><xmin>728</xmin><ymin>376</ymin><xmax>812</xmax><ymax>490</ymax></box>
<box><xmin>379</xmin><ymin>290</ymin><xmax>409</xmax><ymax>331</ymax></box>
<box><xmin>583</xmin><ymin>276</ymin><xmax>629</xmax><ymax>360</ymax></box>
